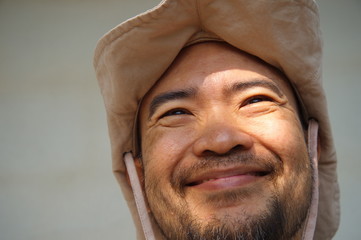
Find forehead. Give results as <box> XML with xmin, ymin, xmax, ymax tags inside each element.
<box><xmin>141</xmin><ymin>42</ymin><xmax>297</xmax><ymax>110</ymax></box>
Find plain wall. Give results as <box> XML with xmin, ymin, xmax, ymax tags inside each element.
<box><xmin>0</xmin><ymin>0</ymin><xmax>360</xmax><ymax>239</ymax></box>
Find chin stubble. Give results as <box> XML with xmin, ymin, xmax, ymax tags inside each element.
<box><xmin>144</xmin><ymin>151</ymin><xmax>313</xmax><ymax>240</ymax></box>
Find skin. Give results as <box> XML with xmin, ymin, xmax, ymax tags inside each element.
<box><xmin>137</xmin><ymin>42</ymin><xmax>312</xmax><ymax>240</ymax></box>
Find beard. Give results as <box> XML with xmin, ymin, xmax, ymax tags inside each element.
<box><xmin>143</xmin><ymin>150</ymin><xmax>313</xmax><ymax>240</ymax></box>
<box><xmin>159</xmin><ymin>196</ymin><xmax>285</xmax><ymax>240</ymax></box>
<box><xmin>175</xmin><ymin>197</ymin><xmax>284</xmax><ymax>240</ymax></box>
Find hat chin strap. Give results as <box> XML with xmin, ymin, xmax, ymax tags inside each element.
<box><xmin>124</xmin><ymin>152</ymin><xmax>156</xmax><ymax>240</ymax></box>
<box><xmin>302</xmin><ymin>119</ymin><xmax>320</xmax><ymax>240</ymax></box>
<box><xmin>124</xmin><ymin>120</ymin><xmax>319</xmax><ymax>240</ymax></box>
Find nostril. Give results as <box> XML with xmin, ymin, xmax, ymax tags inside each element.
<box><xmin>230</xmin><ymin>144</ymin><xmax>244</xmax><ymax>153</ymax></box>
<box><xmin>202</xmin><ymin>144</ymin><xmax>246</xmax><ymax>157</ymax></box>
<box><xmin>192</xmin><ymin>126</ymin><xmax>254</xmax><ymax>157</ymax></box>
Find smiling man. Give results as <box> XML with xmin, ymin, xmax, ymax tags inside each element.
<box><xmin>139</xmin><ymin>42</ymin><xmax>312</xmax><ymax>239</ymax></box>
<box><xmin>94</xmin><ymin>0</ymin><xmax>340</xmax><ymax>240</ymax></box>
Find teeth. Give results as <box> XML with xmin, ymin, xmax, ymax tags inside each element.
<box><xmin>202</xmin><ymin>178</ymin><xmax>215</xmax><ymax>183</ymax></box>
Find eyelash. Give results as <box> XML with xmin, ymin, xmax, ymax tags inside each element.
<box><xmin>160</xmin><ymin>108</ymin><xmax>191</xmax><ymax>118</ymax></box>
<box><xmin>242</xmin><ymin>95</ymin><xmax>273</xmax><ymax>107</ymax></box>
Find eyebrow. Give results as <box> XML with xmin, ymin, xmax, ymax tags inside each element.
<box><xmin>148</xmin><ymin>79</ymin><xmax>284</xmax><ymax>119</ymax></box>
<box><xmin>225</xmin><ymin>80</ymin><xmax>284</xmax><ymax>98</ymax></box>
<box><xmin>148</xmin><ymin>88</ymin><xmax>196</xmax><ymax>118</ymax></box>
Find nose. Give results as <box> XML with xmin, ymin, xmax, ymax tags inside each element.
<box><xmin>192</xmin><ymin>121</ymin><xmax>254</xmax><ymax>157</ymax></box>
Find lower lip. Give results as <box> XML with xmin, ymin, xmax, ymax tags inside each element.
<box><xmin>189</xmin><ymin>174</ymin><xmax>261</xmax><ymax>191</ymax></box>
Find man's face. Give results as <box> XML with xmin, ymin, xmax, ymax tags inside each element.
<box><xmin>138</xmin><ymin>43</ymin><xmax>312</xmax><ymax>240</ymax></box>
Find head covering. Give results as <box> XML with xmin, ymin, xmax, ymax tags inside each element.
<box><xmin>94</xmin><ymin>0</ymin><xmax>340</xmax><ymax>239</ymax></box>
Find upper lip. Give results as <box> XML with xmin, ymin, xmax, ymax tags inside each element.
<box><xmin>185</xmin><ymin>165</ymin><xmax>270</xmax><ymax>186</ymax></box>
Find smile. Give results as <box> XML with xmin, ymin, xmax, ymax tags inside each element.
<box><xmin>185</xmin><ymin>167</ymin><xmax>270</xmax><ymax>191</ymax></box>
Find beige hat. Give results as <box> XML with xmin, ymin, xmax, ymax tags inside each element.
<box><xmin>94</xmin><ymin>0</ymin><xmax>340</xmax><ymax>239</ymax></box>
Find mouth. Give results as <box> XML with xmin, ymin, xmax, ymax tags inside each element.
<box><xmin>185</xmin><ymin>167</ymin><xmax>270</xmax><ymax>190</ymax></box>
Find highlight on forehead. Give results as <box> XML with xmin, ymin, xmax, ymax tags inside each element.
<box><xmin>164</xmin><ymin>42</ymin><xmax>295</xmax><ymax>88</ymax></box>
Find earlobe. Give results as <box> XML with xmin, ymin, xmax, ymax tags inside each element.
<box><xmin>134</xmin><ymin>157</ymin><xmax>153</xmax><ymax>214</ymax></box>
<box><xmin>124</xmin><ymin>153</ymin><xmax>144</xmax><ymax>184</ymax></box>
<box><xmin>134</xmin><ymin>157</ymin><xmax>144</xmax><ymax>184</ymax></box>
<box><xmin>124</xmin><ymin>154</ymin><xmax>144</xmax><ymax>188</ymax></box>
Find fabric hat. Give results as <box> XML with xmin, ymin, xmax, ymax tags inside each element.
<box><xmin>94</xmin><ymin>0</ymin><xmax>340</xmax><ymax>239</ymax></box>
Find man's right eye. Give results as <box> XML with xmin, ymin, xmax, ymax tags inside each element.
<box><xmin>160</xmin><ymin>108</ymin><xmax>190</xmax><ymax>118</ymax></box>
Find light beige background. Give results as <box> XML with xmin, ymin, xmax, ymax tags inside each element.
<box><xmin>0</xmin><ymin>0</ymin><xmax>360</xmax><ymax>239</ymax></box>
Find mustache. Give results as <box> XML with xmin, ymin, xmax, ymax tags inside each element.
<box><xmin>171</xmin><ymin>151</ymin><xmax>282</xmax><ymax>195</ymax></box>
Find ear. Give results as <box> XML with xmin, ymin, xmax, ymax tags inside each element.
<box><xmin>133</xmin><ymin>157</ymin><xmax>152</xmax><ymax>214</ymax></box>
<box><xmin>134</xmin><ymin>157</ymin><xmax>144</xmax><ymax>184</ymax></box>
<box><xmin>124</xmin><ymin>153</ymin><xmax>144</xmax><ymax>189</ymax></box>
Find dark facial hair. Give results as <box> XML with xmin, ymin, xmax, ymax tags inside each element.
<box><xmin>144</xmin><ymin>149</ymin><xmax>313</xmax><ymax>240</ymax></box>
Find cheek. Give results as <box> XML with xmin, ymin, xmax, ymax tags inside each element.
<box><xmin>251</xmin><ymin>114</ymin><xmax>308</xmax><ymax>170</ymax></box>
<box><xmin>254</xmin><ymin>113</ymin><xmax>305</xmax><ymax>151</ymax></box>
<box><xmin>249</xmin><ymin>115</ymin><xmax>311</xmax><ymax>203</ymax></box>
<box><xmin>142</xmin><ymin>127</ymin><xmax>196</xmax><ymax>176</ymax></box>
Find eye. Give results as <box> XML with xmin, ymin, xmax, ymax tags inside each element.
<box><xmin>160</xmin><ymin>108</ymin><xmax>191</xmax><ymax>118</ymax></box>
<box><xmin>243</xmin><ymin>95</ymin><xmax>273</xmax><ymax>106</ymax></box>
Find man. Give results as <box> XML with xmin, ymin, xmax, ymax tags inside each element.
<box><xmin>94</xmin><ymin>0</ymin><xmax>339</xmax><ymax>239</ymax></box>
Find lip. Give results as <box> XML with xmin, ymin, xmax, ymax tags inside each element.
<box><xmin>185</xmin><ymin>166</ymin><xmax>270</xmax><ymax>191</ymax></box>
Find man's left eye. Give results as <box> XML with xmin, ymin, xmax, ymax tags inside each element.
<box><xmin>243</xmin><ymin>95</ymin><xmax>273</xmax><ymax>106</ymax></box>
<box><xmin>160</xmin><ymin>108</ymin><xmax>190</xmax><ymax>118</ymax></box>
